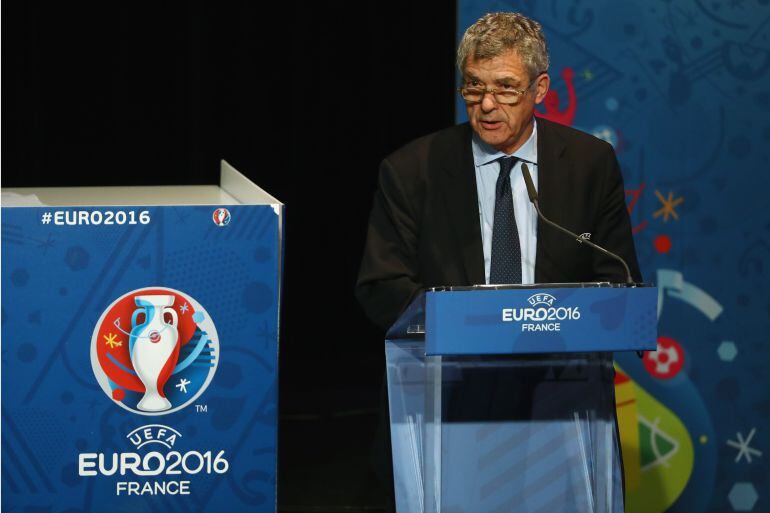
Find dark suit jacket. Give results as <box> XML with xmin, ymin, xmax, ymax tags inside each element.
<box><xmin>356</xmin><ymin>117</ymin><xmax>642</xmax><ymax>330</ymax></box>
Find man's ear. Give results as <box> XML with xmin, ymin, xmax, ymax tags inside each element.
<box><xmin>534</xmin><ymin>74</ymin><xmax>550</xmax><ymax>105</ymax></box>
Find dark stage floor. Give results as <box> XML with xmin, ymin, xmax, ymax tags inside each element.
<box><xmin>279</xmin><ymin>383</ymin><xmax>391</xmax><ymax>513</ymax></box>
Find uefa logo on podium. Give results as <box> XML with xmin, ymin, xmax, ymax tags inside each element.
<box><xmin>91</xmin><ymin>287</ymin><xmax>220</xmax><ymax>416</ymax></box>
<box><xmin>213</xmin><ymin>207</ymin><xmax>231</xmax><ymax>226</ymax></box>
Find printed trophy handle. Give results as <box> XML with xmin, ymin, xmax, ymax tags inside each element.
<box><xmin>163</xmin><ymin>307</ymin><xmax>179</xmax><ymax>328</ymax></box>
<box><xmin>131</xmin><ymin>308</ymin><xmax>145</xmax><ymax>329</ymax></box>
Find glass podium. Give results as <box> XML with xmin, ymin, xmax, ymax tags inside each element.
<box><xmin>385</xmin><ymin>284</ymin><xmax>657</xmax><ymax>513</ymax></box>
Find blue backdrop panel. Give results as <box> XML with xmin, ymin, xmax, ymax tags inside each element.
<box><xmin>457</xmin><ymin>3</ymin><xmax>769</xmax><ymax>512</ymax></box>
<box><xmin>2</xmin><ymin>204</ymin><xmax>281</xmax><ymax>513</ymax></box>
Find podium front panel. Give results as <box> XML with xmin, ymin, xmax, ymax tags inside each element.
<box><xmin>386</xmin><ymin>342</ymin><xmax>624</xmax><ymax>513</ymax></box>
<box><xmin>1</xmin><ymin>199</ymin><xmax>282</xmax><ymax>513</ymax></box>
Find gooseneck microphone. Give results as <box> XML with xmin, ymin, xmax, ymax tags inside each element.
<box><xmin>520</xmin><ymin>163</ymin><xmax>635</xmax><ymax>285</ymax></box>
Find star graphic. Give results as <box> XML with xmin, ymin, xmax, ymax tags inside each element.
<box><xmin>175</xmin><ymin>378</ymin><xmax>192</xmax><ymax>394</ymax></box>
<box><xmin>173</xmin><ymin>207</ymin><xmax>192</xmax><ymax>224</ymax></box>
<box><xmin>179</xmin><ymin>303</ymin><xmax>190</xmax><ymax>314</ymax></box>
<box><xmin>36</xmin><ymin>233</ymin><xmax>56</xmax><ymax>253</ymax></box>
<box><xmin>582</xmin><ymin>68</ymin><xmax>594</xmax><ymax>81</ymax></box>
<box><xmin>727</xmin><ymin>428</ymin><xmax>762</xmax><ymax>463</ymax></box>
<box><xmin>256</xmin><ymin>320</ymin><xmax>278</xmax><ymax>347</ymax></box>
<box><xmin>653</xmin><ymin>190</ymin><xmax>684</xmax><ymax>222</ymax></box>
<box><xmin>103</xmin><ymin>332</ymin><xmax>122</xmax><ymax>349</ymax></box>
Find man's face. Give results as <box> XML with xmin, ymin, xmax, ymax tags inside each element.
<box><xmin>463</xmin><ymin>50</ymin><xmax>549</xmax><ymax>154</ymax></box>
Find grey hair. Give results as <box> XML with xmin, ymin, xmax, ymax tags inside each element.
<box><xmin>457</xmin><ymin>12</ymin><xmax>549</xmax><ymax>80</ymax></box>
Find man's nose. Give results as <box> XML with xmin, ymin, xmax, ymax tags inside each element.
<box><xmin>480</xmin><ymin>91</ymin><xmax>497</xmax><ymax>112</ymax></box>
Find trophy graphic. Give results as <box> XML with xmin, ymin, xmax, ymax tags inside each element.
<box><xmin>92</xmin><ymin>287</ymin><xmax>219</xmax><ymax>415</ymax></box>
<box><xmin>129</xmin><ymin>294</ymin><xmax>180</xmax><ymax>412</ymax></box>
<box><xmin>213</xmin><ymin>208</ymin><xmax>230</xmax><ymax>226</ymax></box>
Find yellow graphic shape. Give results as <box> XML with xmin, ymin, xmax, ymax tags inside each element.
<box><xmin>615</xmin><ymin>366</ymin><xmax>694</xmax><ymax>513</ymax></box>
<box><xmin>653</xmin><ymin>190</ymin><xmax>684</xmax><ymax>222</ymax></box>
<box><xmin>103</xmin><ymin>332</ymin><xmax>122</xmax><ymax>349</ymax></box>
<box><xmin>614</xmin><ymin>371</ymin><xmax>641</xmax><ymax>491</ymax></box>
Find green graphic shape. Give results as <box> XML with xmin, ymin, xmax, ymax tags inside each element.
<box><xmin>626</xmin><ymin>382</ymin><xmax>695</xmax><ymax>513</ymax></box>
<box><xmin>639</xmin><ymin>416</ymin><xmax>678</xmax><ymax>468</ymax></box>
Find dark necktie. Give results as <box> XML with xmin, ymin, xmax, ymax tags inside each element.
<box><xmin>489</xmin><ymin>156</ymin><xmax>522</xmax><ymax>284</ymax></box>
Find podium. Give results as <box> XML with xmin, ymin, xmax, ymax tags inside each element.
<box><xmin>385</xmin><ymin>283</ymin><xmax>657</xmax><ymax>513</ymax></box>
<box><xmin>1</xmin><ymin>161</ymin><xmax>282</xmax><ymax>512</ymax></box>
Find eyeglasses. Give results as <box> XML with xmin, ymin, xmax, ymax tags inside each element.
<box><xmin>458</xmin><ymin>74</ymin><xmax>544</xmax><ymax>105</ymax></box>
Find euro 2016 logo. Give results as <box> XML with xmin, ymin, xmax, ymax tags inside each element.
<box><xmin>213</xmin><ymin>208</ymin><xmax>231</xmax><ymax>226</ymax></box>
<box><xmin>91</xmin><ymin>287</ymin><xmax>219</xmax><ymax>415</ymax></box>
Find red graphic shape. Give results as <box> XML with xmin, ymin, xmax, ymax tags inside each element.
<box><xmin>654</xmin><ymin>234</ymin><xmax>672</xmax><ymax>254</ymax></box>
<box><xmin>625</xmin><ymin>182</ymin><xmax>644</xmax><ymax>215</ymax></box>
<box><xmin>625</xmin><ymin>182</ymin><xmax>648</xmax><ymax>234</ymax></box>
<box><xmin>536</xmin><ymin>67</ymin><xmax>576</xmax><ymax>126</ymax></box>
<box><xmin>614</xmin><ymin>370</ymin><xmax>631</xmax><ymax>385</ymax></box>
<box><xmin>643</xmin><ymin>336</ymin><xmax>685</xmax><ymax>379</ymax></box>
<box><xmin>112</xmin><ymin>389</ymin><xmax>125</xmax><ymax>401</ymax></box>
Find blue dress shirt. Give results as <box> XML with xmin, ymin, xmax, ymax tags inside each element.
<box><xmin>472</xmin><ymin>119</ymin><xmax>539</xmax><ymax>284</ymax></box>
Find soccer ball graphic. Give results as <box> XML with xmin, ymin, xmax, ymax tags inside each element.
<box><xmin>643</xmin><ymin>336</ymin><xmax>684</xmax><ymax>379</ymax></box>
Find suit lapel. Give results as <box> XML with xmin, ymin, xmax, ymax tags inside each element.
<box><xmin>535</xmin><ymin>117</ymin><xmax>567</xmax><ymax>283</ymax></box>
<box><xmin>439</xmin><ymin>124</ymin><xmax>485</xmax><ymax>285</ymax></box>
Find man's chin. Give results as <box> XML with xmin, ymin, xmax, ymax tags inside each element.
<box><xmin>477</xmin><ymin>132</ymin><xmax>510</xmax><ymax>151</ymax></box>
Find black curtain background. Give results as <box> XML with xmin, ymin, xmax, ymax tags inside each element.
<box><xmin>3</xmin><ymin>2</ymin><xmax>456</xmax><ymax>511</ymax></box>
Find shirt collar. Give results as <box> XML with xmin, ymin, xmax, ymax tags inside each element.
<box><xmin>472</xmin><ymin>117</ymin><xmax>538</xmax><ymax>167</ymax></box>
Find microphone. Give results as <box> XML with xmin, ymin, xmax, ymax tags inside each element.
<box><xmin>521</xmin><ymin>163</ymin><xmax>635</xmax><ymax>285</ymax></box>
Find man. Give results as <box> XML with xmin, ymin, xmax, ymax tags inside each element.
<box><xmin>357</xmin><ymin>12</ymin><xmax>640</xmax><ymax>512</ymax></box>
<box><xmin>357</xmin><ymin>12</ymin><xmax>641</xmax><ymax>330</ymax></box>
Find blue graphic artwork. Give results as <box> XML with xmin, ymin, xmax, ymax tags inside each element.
<box><xmin>456</xmin><ymin>3</ymin><xmax>770</xmax><ymax>512</ymax></box>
